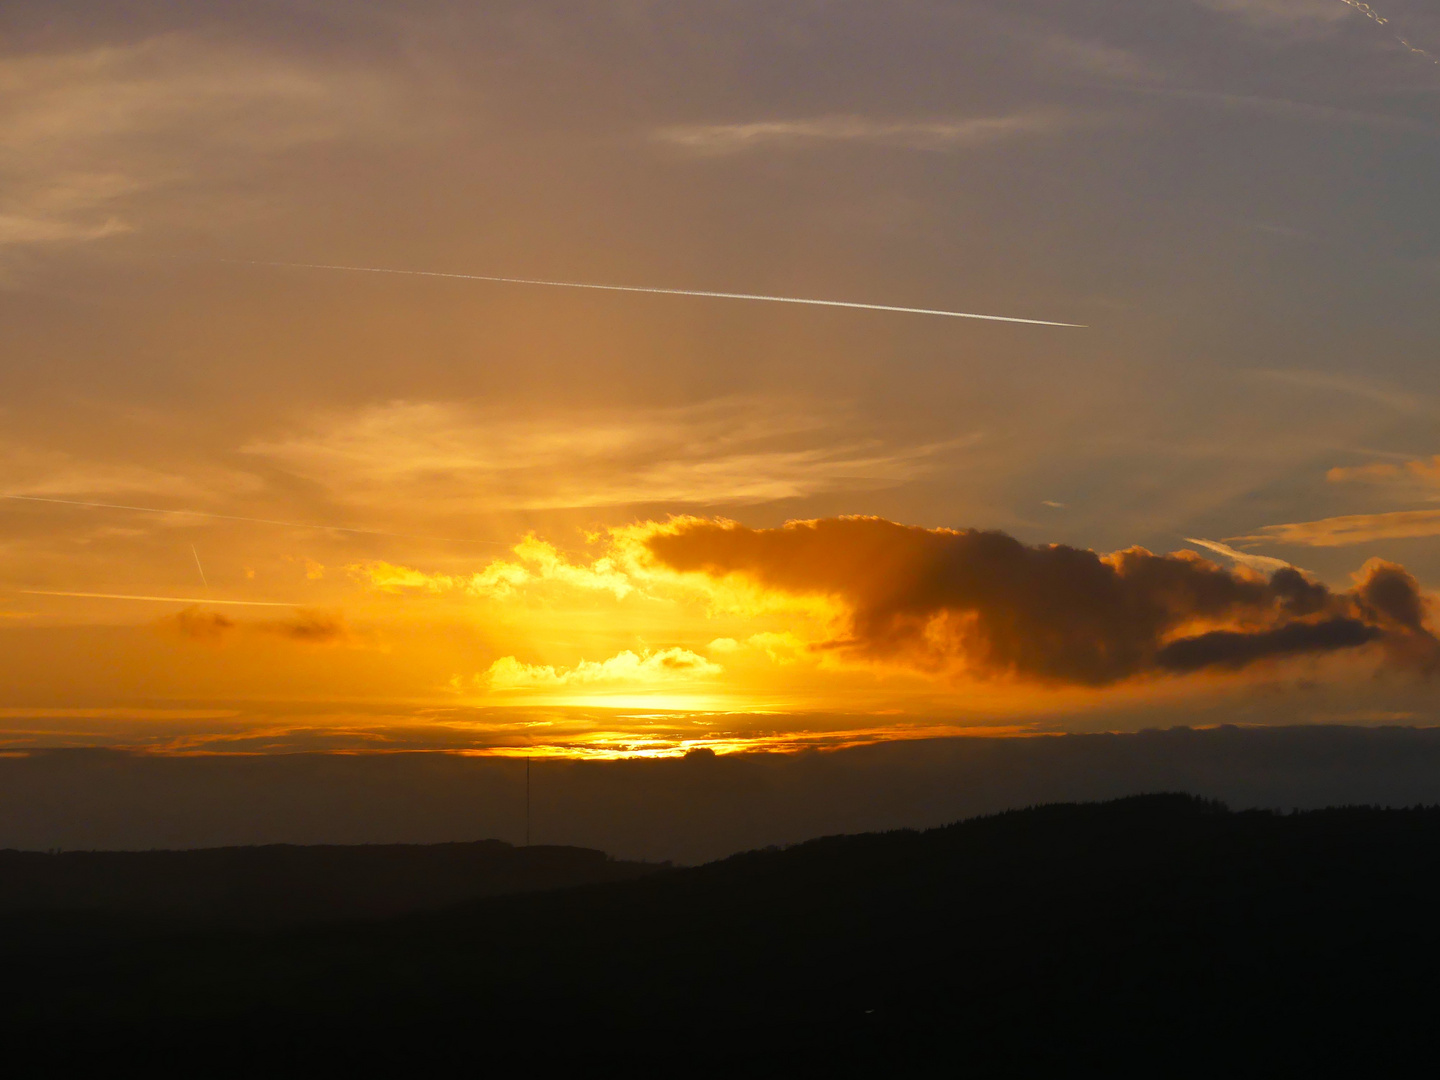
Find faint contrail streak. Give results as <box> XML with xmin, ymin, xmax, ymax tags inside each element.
<box><xmin>239</xmin><ymin>260</ymin><xmax>1086</xmax><ymax>327</ymax></box>
<box><xmin>21</xmin><ymin>590</ymin><xmax>295</xmax><ymax>607</ymax></box>
<box><xmin>191</xmin><ymin>545</ymin><xmax>209</xmax><ymax>589</ymax></box>
<box><xmin>1</xmin><ymin>494</ymin><xmax>507</xmax><ymax>546</ymax></box>
<box><xmin>1337</xmin><ymin>0</ymin><xmax>1439</xmax><ymax>63</ymax></box>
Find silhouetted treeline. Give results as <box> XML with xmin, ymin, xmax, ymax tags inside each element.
<box><xmin>0</xmin><ymin>840</ymin><xmax>658</xmax><ymax>926</ymax></box>
<box><xmin>6</xmin><ymin>795</ymin><xmax>1440</xmax><ymax>1073</ymax></box>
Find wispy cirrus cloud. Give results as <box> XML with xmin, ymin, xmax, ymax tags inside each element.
<box><xmin>1231</xmin><ymin>509</ymin><xmax>1440</xmax><ymax>546</ymax></box>
<box><xmin>1328</xmin><ymin>455</ymin><xmax>1440</xmax><ymax>493</ymax></box>
<box><xmin>248</xmin><ymin>399</ymin><xmax>974</xmax><ymax>513</ymax></box>
<box><xmin>0</xmin><ymin>34</ymin><xmax>403</xmax><ymax>251</ymax></box>
<box><xmin>0</xmin><ymin>442</ymin><xmax>259</xmax><ymax>501</ymax></box>
<box><xmin>652</xmin><ymin>110</ymin><xmax>1080</xmax><ymax>155</ymax></box>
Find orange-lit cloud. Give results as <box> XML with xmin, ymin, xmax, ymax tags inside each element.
<box><xmin>484</xmin><ymin>647</ymin><xmax>722</xmax><ymax>691</ymax></box>
<box><xmin>351</xmin><ymin>535</ymin><xmax>634</xmax><ymax>599</ymax></box>
<box><xmin>1327</xmin><ymin>455</ymin><xmax>1440</xmax><ymax>487</ymax></box>
<box><xmin>643</xmin><ymin>516</ymin><xmax>1438</xmax><ymax>684</ymax></box>
<box><xmin>1231</xmin><ymin>509</ymin><xmax>1440</xmax><ymax>546</ymax></box>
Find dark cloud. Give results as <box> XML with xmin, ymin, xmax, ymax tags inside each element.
<box><xmin>161</xmin><ymin>608</ymin><xmax>238</xmax><ymax>645</ymax></box>
<box><xmin>647</xmin><ymin>517</ymin><xmax>1438</xmax><ymax>685</ymax></box>
<box><xmin>1155</xmin><ymin>617</ymin><xmax>1381</xmax><ymax>673</ymax></box>
<box><xmin>160</xmin><ymin>607</ymin><xmax>350</xmax><ymax>646</ymax></box>
<box><xmin>263</xmin><ymin>609</ymin><xmax>350</xmax><ymax>645</ymax></box>
<box><xmin>1355</xmin><ymin>560</ymin><xmax>1440</xmax><ymax>673</ymax></box>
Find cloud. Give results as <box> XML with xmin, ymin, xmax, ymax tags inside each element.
<box><xmin>251</xmin><ymin>399</ymin><xmax>969</xmax><ymax>512</ymax></box>
<box><xmin>351</xmin><ymin>535</ymin><xmax>634</xmax><ymax>600</ymax></box>
<box><xmin>163</xmin><ymin>607</ymin><xmax>237</xmax><ymax>644</ymax></box>
<box><xmin>1328</xmin><ymin>455</ymin><xmax>1440</xmax><ymax>490</ymax></box>
<box><xmin>161</xmin><ymin>606</ymin><xmax>351</xmax><ymax>646</ymax></box>
<box><xmin>643</xmin><ymin>517</ymin><xmax>1437</xmax><ymax>685</ymax></box>
<box><xmin>0</xmin><ymin>35</ymin><xmax>401</xmax><ymax>250</ymax></box>
<box><xmin>1155</xmin><ymin>617</ymin><xmax>1381</xmax><ymax>671</ymax></box>
<box><xmin>652</xmin><ymin>111</ymin><xmax>1076</xmax><ymax>155</ymax></box>
<box><xmin>1230</xmin><ymin>509</ymin><xmax>1440</xmax><ymax>546</ymax></box>
<box><xmin>267</xmin><ymin>610</ymin><xmax>350</xmax><ymax>645</ymax></box>
<box><xmin>486</xmin><ymin>648</ymin><xmax>722</xmax><ymax>691</ymax></box>
<box><xmin>0</xmin><ymin>443</ymin><xmax>261</xmax><ymax>502</ymax></box>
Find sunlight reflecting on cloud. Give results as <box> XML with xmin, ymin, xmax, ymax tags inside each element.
<box><xmin>484</xmin><ymin>647</ymin><xmax>722</xmax><ymax>691</ymax></box>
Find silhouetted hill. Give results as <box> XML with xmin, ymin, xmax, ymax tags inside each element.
<box><xmin>7</xmin><ymin>795</ymin><xmax>1440</xmax><ymax>1073</ymax></box>
<box><xmin>0</xmin><ymin>840</ymin><xmax>659</xmax><ymax>926</ymax></box>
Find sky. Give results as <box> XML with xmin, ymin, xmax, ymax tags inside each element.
<box><xmin>2</xmin><ymin>0</ymin><xmax>1439</xmax><ymax>760</ymax></box>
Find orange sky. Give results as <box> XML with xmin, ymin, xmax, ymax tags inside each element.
<box><xmin>2</xmin><ymin>1</ymin><xmax>1439</xmax><ymax>756</ymax></box>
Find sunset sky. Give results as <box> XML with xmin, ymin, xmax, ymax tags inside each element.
<box><xmin>3</xmin><ymin>0</ymin><xmax>1438</xmax><ymax>759</ymax></box>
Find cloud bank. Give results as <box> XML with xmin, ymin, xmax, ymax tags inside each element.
<box><xmin>644</xmin><ymin>517</ymin><xmax>1438</xmax><ymax>685</ymax></box>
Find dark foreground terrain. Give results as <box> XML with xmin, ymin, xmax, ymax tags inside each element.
<box><xmin>0</xmin><ymin>839</ymin><xmax>660</xmax><ymax>925</ymax></box>
<box><xmin>6</xmin><ymin>795</ymin><xmax>1440</xmax><ymax>1074</ymax></box>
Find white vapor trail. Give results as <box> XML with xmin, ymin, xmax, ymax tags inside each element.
<box><xmin>1</xmin><ymin>494</ymin><xmax>508</xmax><ymax>546</ymax></box>
<box><xmin>1184</xmin><ymin>537</ymin><xmax>1292</xmax><ymax>574</ymax></box>
<box><xmin>21</xmin><ymin>590</ymin><xmax>295</xmax><ymax>607</ymax></box>
<box><xmin>240</xmin><ymin>261</ymin><xmax>1086</xmax><ymax>327</ymax></box>
<box><xmin>1337</xmin><ymin>1</ymin><xmax>1439</xmax><ymax>63</ymax></box>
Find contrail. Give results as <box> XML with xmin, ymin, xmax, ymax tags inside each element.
<box><xmin>21</xmin><ymin>590</ymin><xmax>296</xmax><ymax>607</ymax></box>
<box><xmin>1338</xmin><ymin>1</ymin><xmax>1439</xmax><ymax>63</ymax></box>
<box><xmin>191</xmin><ymin>545</ymin><xmax>209</xmax><ymax>589</ymax></box>
<box><xmin>238</xmin><ymin>260</ymin><xmax>1086</xmax><ymax>327</ymax></box>
<box><xmin>1184</xmin><ymin>537</ymin><xmax>1292</xmax><ymax>574</ymax></box>
<box><xmin>1</xmin><ymin>494</ymin><xmax>508</xmax><ymax>546</ymax></box>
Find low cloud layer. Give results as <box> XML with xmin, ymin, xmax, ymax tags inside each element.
<box><xmin>645</xmin><ymin>517</ymin><xmax>1438</xmax><ymax>685</ymax></box>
